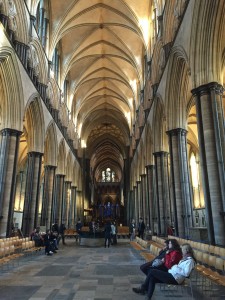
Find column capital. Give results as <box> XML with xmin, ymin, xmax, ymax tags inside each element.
<box><xmin>136</xmin><ymin>180</ymin><xmax>141</xmax><ymax>185</ymax></box>
<box><xmin>140</xmin><ymin>174</ymin><xmax>146</xmax><ymax>178</ymax></box>
<box><xmin>166</xmin><ymin>128</ymin><xmax>187</xmax><ymax>136</ymax></box>
<box><xmin>0</xmin><ymin>128</ymin><xmax>22</xmax><ymax>137</ymax></box>
<box><xmin>191</xmin><ymin>81</ymin><xmax>224</xmax><ymax>96</ymax></box>
<box><xmin>153</xmin><ymin>151</ymin><xmax>169</xmax><ymax>157</ymax></box>
<box><xmin>146</xmin><ymin>164</ymin><xmax>154</xmax><ymax>170</ymax></box>
<box><xmin>64</xmin><ymin>180</ymin><xmax>72</xmax><ymax>184</ymax></box>
<box><xmin>27</xmin><ymin>151</ymin><xmax>43</xmax><ymax>158</ymax></box>
<box><xmin>44</xmin><ymin>165</ymin><xmax>57</xmax><ymax>170</ymax></box>
<box><xmin>55</xmin><ymin>174</ymin><xmax>65</xmax><ymax>178</ymax></box>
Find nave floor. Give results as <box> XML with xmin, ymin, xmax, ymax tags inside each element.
<box><xmin>0</xmin><ymin>239</ymin><xmax>224</xmax><ymax>300</ymax></box>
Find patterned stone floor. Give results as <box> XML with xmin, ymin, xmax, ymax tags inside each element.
<box><xmin>0</xmin><ymin>238</ymin><xmax>224</xmax><ymax>300</ymax></box>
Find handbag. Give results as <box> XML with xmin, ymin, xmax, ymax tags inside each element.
<box><xmin>152</xmin><ymin>258</ymin><xmax>163</xmax><ymax>267</ymax></box>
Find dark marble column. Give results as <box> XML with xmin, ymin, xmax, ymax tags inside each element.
<box><xmin>136</xmin><ymin>181</ymin><xmax>141</xmax><ymax>220</ymax></box>
<box><xmin>133</xmin><ymin>186</ymin><xmax>137</xmax><ymax>223</ymax></box>
<box><xmin>127</xmin><ymin>189</ymin><xmax>133</xmax><ymax>221</ymax></box>
<box><xmin>167</xmin><ymin>129</ymin><xmax>193</xmax><ymax>238</ymax></box>
<box><xmin>71</xmin><ymin>186</ymin><xmax>77</xmax><ymax>226</ymax></box>
<box><xmin>192</xmin><ymin>82</ymin><xmax>225</xmax><ymax>245</ymax></box>
<box><xmin>52</xmin><ymin>174</ymin><xmax>65</xmax><ymax>224</ymax></box>
<box><xmin>62</xmin><ymin>181</ymin><xmax>71</xmax><ymax>227</ymax></box>
<box><xmin>0</xmin><ymin>128</ymin><xmax>22</xmax><ymax>237</ymax></box>
<box><xmin>140</xmin><ymin>174</ymin><xmax>147</xmax><ymax>225</ymax></box>
<box><xmin>146</xmin><ymin>165</ymin><xmax>156</xmax><ymax>233</ymax></box>
<box><xmin>22</xmin><ymin>151</ymin><xmax>43</xmax><ymax>236</ymax></box>
<box><xmin>40</xmin><ymin>165</ymin><xmax>56</xmax><ymax>229</ymax></box>
<box><xmin>153</xmin><ymin>152</ymin><xmax>171</xmax><ymax>236</ymax></box>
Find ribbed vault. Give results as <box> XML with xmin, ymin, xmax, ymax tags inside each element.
<box><xmin>49</xmin><ymin>0</ymin><xmax>150</xmax><ymax>183</ymax></box>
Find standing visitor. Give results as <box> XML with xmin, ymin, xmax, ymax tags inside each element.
<box><xmin>59</xmin><ymin>223</ymin><xmax>66</xmax><ymax>245</ymax></box>
<box><xmin>104</xmin><ymin>220</ymin><xmax>112</xmax><ymax>248</ymax></box>
<box><xmin>138</xmin><ymin>217</ymin><xmax>145</xmax><ymax>239</ymax></box>
<box><xmin>129</xmin><ymin>219</ymin><xmax>136</xmax><ymax>241</ymax></box>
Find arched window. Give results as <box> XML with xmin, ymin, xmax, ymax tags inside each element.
<box><xmin>101</xmin><ymin>167</ymin><xmax>116</xmax><ymax>182</ymax></box>
<box><xmin>190</xmin><ymin>151</ymin><xmax>204</xmax><ymax>209</ymax></box>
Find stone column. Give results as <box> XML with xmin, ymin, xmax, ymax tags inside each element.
<box><xmin>140</xmin><ymin>174</ymin><xmax>147</xmax><ymax>226</ymax></box>
<box><xmin>153</xmin><ymin>152</ymin><xmax>171</xmax><ymax>236</ymax></box>
<box><xmin>192</xmin><ymin>82</ymin><xmax>225</xmax><ymax>245</ymax></box>
<box><xmin>40</xmin><ymin>165</ymin><xmax>56</xmax><ymax>229</ymax></box>
<box><xmin>136</xmin><ymin>181</ymin><xmax>141</xmax><ymax>220</ymax></box>
<box><xmin>76</xmin><ymin>190</ymin><xmax>82</xmax><ymax>220</ymax></box>
<box><xmin>52</xmin><ymin>174</ymin><xmax>65</xmax><ymax>224</ymax></box>
<box><xmin>133</xmin><ymin>186</ymin><xmax>137</xmax><ymax>223</ymax></box>
<box><xmin>22</xmin><ymin>151</ymin><xmax>43</xmax><ymax>236</ymax></box>
<box><xmin>71</xmin><ymin>186</ymin><xmax>77</xmax><ymax>227</ymax></box>
<box><xmin>0</xmin><ymin>128</ymin><xmax>22</xmax><ymax>237</ymax></box>
<box><xmin>146</xmin><ymin>165</ymin><xmax>155</xmax><ymax>233</ymax></box>
<box><xmin>167</xmin><ymin>129</ymin><xmax>193</xmax><ymax>238</ymax></box>
<box><xmin>128</xmin><ymin>189</ymin><xmax>133</xmax><ymax>221</ymax></box>
<box><xmin>62</xmin><ymin>181</ymin><xmax>71</xmax><ymax>227</ymax></box>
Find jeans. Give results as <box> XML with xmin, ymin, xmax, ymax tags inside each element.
<box><xmin>142</xmin><ymin>269</ymin><xmax>178</xmax><ymax>298</ymax></box>
<box><xmin>140</xmin><ymin>261</ymin><xmax>153</xmax><ymax>275</ymax></box>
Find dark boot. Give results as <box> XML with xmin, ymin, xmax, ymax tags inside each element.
<box><xmin>132</xmin><ymin>287</ymin><xmax>145</xmax><ymax>295</ymax></box>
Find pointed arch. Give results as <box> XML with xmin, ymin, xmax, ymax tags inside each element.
<box><xmin>65</xmin><ymin>151</ymin><xmax>73</xmax><ymax>181</ymax></box>
<box><xmin>44</xmin><ymin>121</ymin><xmax>58</xmax><ymax>166</ymax></box>
<box><xmin>28</xmin><ymin>38</ymin><xmax>48</xmax><ymax>83</ymax></box>
<box><xmin>0</xmin><ymin>47</ymin><xmax>24</xmax><ymax>131</ymax></box>
<box><xmin>24</xmin><ymin>95</ymin><xmax>45</xmax><ymax>152</ymax></box>
<box><xmin>152</xmin><ymin>95</ymin><xmax>167</xmax><ymax>152</ymax></box>
<box><xmin>190</xmin><ymin>0</ymin><xmax>225</xmax><ymax>86</ymax></box>
<box><xmin>57</xmin><ymin>139</ymin><xmax>66</xmax><ymax>175</ymax></box>
<box><xmin>145</xmin><ymin>122</ymin><xmax>153</xmax><ymax>165</ymax></box>
<box><xmin>165</xmin><ymin>46</ymin><xmax>190</xmax><ymax>130</ymax></box>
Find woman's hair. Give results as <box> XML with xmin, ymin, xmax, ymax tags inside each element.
<box><xmin>182</xmin><ymin>243</ymin><xmax>197</xmax><ymax>262</ymax></box>
<box><xmin>169</xmin><ymin>239</ymin><xmax>181</xmax><ymax>252</ymax></box>
<box><xmin>164</xmin><ymin>239</ymin><xmax>169</xmax><ymax>246</ymax></box>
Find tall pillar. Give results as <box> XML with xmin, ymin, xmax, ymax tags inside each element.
<box><xmin>192</xmin><ymin>82</ymin><xmax>225</xmax><ymax>245</ymax></box>
<box><xmin>146</xmin><ymin>165</ymin><xmax>155</xmax><ymax>233</ymax></box>
<box><xmin>0</xmin><ymin>128</ymin><xmax>22</xmax><ymax>237</ymax></box>
<box><xmin>153</xmin><ymin>152</ymin><xmax>171</xmax><ymax>236</ymax></box>
<box><xmin>62</xmin><ymin>181</ymin><xmax>71</xmax><ymax>227</ymax></box>
<box><xmin>52</xmin><ymin>174</ymin><xmax>65</xmax><ymax>224</ymax></box>
<box><xmin>128</xmin><ymin>189</ymin><xmax>133</xmax><ymax>221</ymax></box>
<box><xmin>140</xmin><ymin>174</ymin><xmax>147</xmax><ymax>225</ymax></box>
<box><xmin>167</xmin><ymin>129</ymin><xmax>193</xmax><ymax>238</ymax></box>
<box><xmin>76</xmin><ymin>190</ymin><xmax>82</xmax><ymax>220</ymax></box>
<box><xmin>71</xmin><ymin>186</ymin><xmax>77</xmax><ymax>227</ymax></box>
<box><xmin>133</xmin><ymin>185</ymin><xmax>137</xmax><ymax>223</ymax></box>
<box><xmin>136</xmin><ymin>181</ymin><xmax>141</xmax><ymax>220</ymax></box>
<box><xmin>40</xmin><ymin>165</ymin><xmax>56</xmax><ymax>229</ymax></box>
<box><xmin>22</xmin><ymin>151</ymin><xmax>43</xmax><ymax>236</ymax></box>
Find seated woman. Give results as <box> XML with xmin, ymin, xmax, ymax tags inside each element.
<box><xmin>161</xmin><ymin>239</ymin><xmax>183</xmax><ymax>271</ymax></box>
<box><xmin>134</xmin><ymin>239</ymin><xmax>182</xmax><ymax>295</ymax></box>
<box><xmin>133</xmin><ymin>243</ymin><xmax>196</xmax><ymax>300</ymax></box>
<box><xmin>140</xmin><ymin>239</ymin><xmax>169</xmax><ymax>275</ymax></box>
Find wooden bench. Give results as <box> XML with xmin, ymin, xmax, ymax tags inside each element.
<box><xmin>64</xmin><ymin>229</ymin><xmax>79</xmax><ymax>240</ymax></box>
<box><xmin>117</xmin><ymin>226</ymin><xmax>129</xmax><ymax>238</ymax></box>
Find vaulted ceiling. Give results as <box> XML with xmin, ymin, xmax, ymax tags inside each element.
<box><xmin>49</xmin><ymin>0</ymin><xmax>151</xmax><ymax>182</ymax></box>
